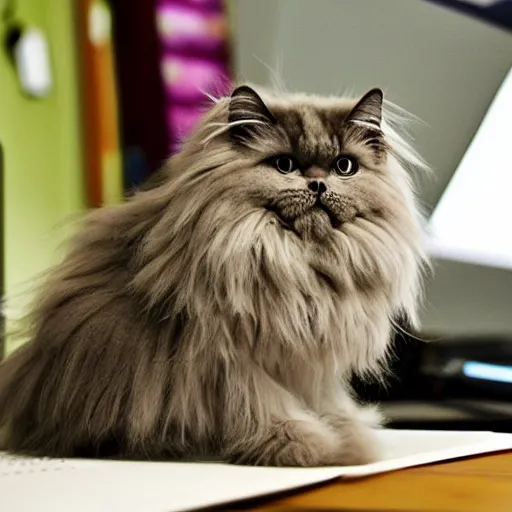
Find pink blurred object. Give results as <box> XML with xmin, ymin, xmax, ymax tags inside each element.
<box><xmin>158</xmin><ymin>0</ymin><xmax>223</xmax><ymax>9</ymax></box>
<box><xmin>183</xmin><ymin>0</ymin><xmax>225</xmax><ymax>8</ymax></box>
<box><xmin>161</xmin><ymin>54</ymin><xmax>230</xmax><ymax>103</ymax></box>
<box><xmin>156</xmin><ymin>0</ymin><xmax>232</xmax><ymax>151</ymax></box>
<box><xmin>157</xmin><ymin>5</ymin><xmax>227</xmax><ymax>54</ymax></box>
<box><xmin>167</xmin><ymin>104</ymin><xmax>206</xmax><ymax>143</ymax></box>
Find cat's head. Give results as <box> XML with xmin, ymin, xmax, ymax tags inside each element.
<box><xmin>175</xmin><ymin>85</ymin><xmax>423</xmax><ymax>241</ymax></box>
<box><xmin>226</xmin><ymin>85</ymin><xmax>400</xmax><ymax>240</ymax></box>
<box><xmin>144</xmin><ymin>85</ymin><xmax>428</xmax><ymax>327</ymax></box>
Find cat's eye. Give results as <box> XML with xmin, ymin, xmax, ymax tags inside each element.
<box><xmin>273</xmin><ymin>156</ymin><xmax>298</xmax><ymax>174</ymax></box>
<box><xmin>334</xmin><ymin>155</ymin><xmax>359</xmax><ymax>177</ymax></box>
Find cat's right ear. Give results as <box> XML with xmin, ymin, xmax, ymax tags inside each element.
<box><xmin>228</xmin><ymin>85</ymin><xmax>276</xmax><ymax>144</ymax></box>
<box><xmin>345</xmin><ymin>88</ymin><xmax>383</xmax><ymax>129</ymax></box>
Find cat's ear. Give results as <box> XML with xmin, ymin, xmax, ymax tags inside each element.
<box><xmin>345</xmin><ymin>88</ymin><xmax>383</xmax><ymax>129</ymax></box>
<box><xmin>228</xmin><ymin>85</ymin><xmax>276</xmax><ymax>143</ymax></box>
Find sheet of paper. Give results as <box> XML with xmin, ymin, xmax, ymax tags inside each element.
<box><xmin>1</xmin><ymin>429</ymin><xmax>511</xmax><ymax>512</ymax></box>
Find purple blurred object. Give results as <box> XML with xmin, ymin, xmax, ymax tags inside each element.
<box><xmin>167</xmin><ymin>104</ymin><xmax>206</xmax><ymax>144</ymax></box>
<box><xmin>161</xmin><ymin>54</ymin><xmax>230</xmax><ymax>103</ymax></box>
<box><xmin>157</xmin><ymin>4</ymin><xmax>227</xmax><ymax>55</ymax></box>
<box><xmin>159</xmin><ymin>0</ymin><xmax>223</xmax><ymax>10</ymax></box>
<box><xmin>156</xmin><ymin>0</ymin><xmax>232</xmax><ymax>151</ymax></box>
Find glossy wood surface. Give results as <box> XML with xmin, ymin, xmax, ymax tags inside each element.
<box><xmin>226</xmin><ymin>452</ymin><xmax>512</xmax><ymax>512</ymax></box>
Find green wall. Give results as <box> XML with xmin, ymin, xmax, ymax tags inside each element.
<box><xmin>0</xmin><ymin>0</ymin><xmax>85</xmax><ymax>354</ymax></box>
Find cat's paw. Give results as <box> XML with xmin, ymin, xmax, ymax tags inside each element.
<box><xmin>333</xmin><ymin>427</ymin><xmax>381</xmax><ymax>466</ymax></box>
<box><xmin>230</xmin><ymin>419</ymin><xmax>341</xmax><ymax>467</ymax></box>
<box><xmin>321</xmin><ymin>413</ymin><xmax>382</xmax><ymax>466</ymax></box>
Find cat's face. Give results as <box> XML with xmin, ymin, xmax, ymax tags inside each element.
<box><xmin>228</xmin><ymin>87</ymin><xmax>395</xmax><ymax>240</ymax></box>
<box><xmin>180</xmin><ymin>86</ymin><xmax>419</xmax><ymax>245</ymax></box>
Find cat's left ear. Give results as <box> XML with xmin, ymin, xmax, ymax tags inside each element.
<box><xmin>345</xmin><ymin>88</ymin><xmax>383</xmax><ymax>129</ymax></box>
<box><xmin>228</xmin><ymin>85</ymin><xmax>276</xmax><ymax>143</ymax></box>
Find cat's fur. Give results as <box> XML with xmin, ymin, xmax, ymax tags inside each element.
<box><xmin>0</xmin><ymin>85</ymin><xmax>427</xmax><ymax>466</ymax></box>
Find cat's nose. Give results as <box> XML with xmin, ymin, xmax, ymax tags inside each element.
<box><xmin>304</xmin><ymin>166</ymin><xmax>328</xmax><ymax>178</ymax></box>
<box><xmin>308</xmin><ymin>180</ymin><xmax>327</xmax><ymax>195</ymax></box>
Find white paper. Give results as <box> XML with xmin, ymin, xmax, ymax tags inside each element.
<box><xmin>1</xmin><ymin>429</ymin><xmax>511</xmax><ymax>512</ymax></box>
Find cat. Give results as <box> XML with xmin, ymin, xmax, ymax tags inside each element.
<box><xmin>0</xmin><ymin>85</ymin><xmax>428</xmax><ymax>466</ymax></box>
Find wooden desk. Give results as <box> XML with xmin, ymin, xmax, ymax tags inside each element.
<box><xmin>227</xmin><ymin>452</ymin><xmax>512</xmax><ymax>512</ymax></box>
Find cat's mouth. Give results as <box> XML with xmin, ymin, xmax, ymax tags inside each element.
<box><xmin>313</xmin><ymin>199</ymin><xmax>342</xmax><ymax>229</ymax></box>
<box><xmin>268</xmin><ymin>199</ymin><xmax>342</xmax><ymax>235</ymax></box>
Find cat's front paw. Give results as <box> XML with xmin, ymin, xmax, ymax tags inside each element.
<box><xmin>229</xmin><ymin>419</ymin><xmax>342</xmax><ymax>467</ymax></box>
<box><xmin>322</xmin><ymin>413</ymin><xmax>382</xmax><ymax>466</ymax></box>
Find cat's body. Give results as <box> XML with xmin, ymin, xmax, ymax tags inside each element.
<box><xmin>0</xmin><ymin>86</ymin><xmax>427</xmax><ymax>466</ymax></box>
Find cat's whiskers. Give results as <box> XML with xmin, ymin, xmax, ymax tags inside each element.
<box><xmin>202</xmin><ymin>119</ymin><xmax>266</xmax><ymax>146</ymax></box>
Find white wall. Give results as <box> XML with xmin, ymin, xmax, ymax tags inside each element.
<box><xmin>231</xmin><ymin>0</ymin><xmax>512</xmax><ymax>336</ymax></box>
<box><xmin>230</xmin><ymin>0</ymin><xmax>281</xmax><ymax>87</ymax></box>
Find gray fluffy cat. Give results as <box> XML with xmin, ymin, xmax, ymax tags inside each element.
<box><xmin>0</xmin><ymin>85</ymin><xmax>427</xmax><ymax>466</ymax></box>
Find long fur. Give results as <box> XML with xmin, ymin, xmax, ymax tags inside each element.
<box><xmin>0</xmin><ymin>85</ymin><xmax>428</xmax><ymax>466</ymax></box>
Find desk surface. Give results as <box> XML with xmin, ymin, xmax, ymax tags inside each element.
<box><xmin>228</xmin><ymin>452</ymin><xmax>512</xmax><ymax>512</ymax></box>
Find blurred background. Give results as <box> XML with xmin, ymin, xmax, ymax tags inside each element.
<box><xmin>1</xmin><ymin>0</ymin><xmax>512</xmax><ymax>431</ymax></box>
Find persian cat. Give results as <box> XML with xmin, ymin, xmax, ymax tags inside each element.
<box><xmin>0</xmin><ymin>85</ymin><xmax>427</xmax><ymax>466</ymax></box>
